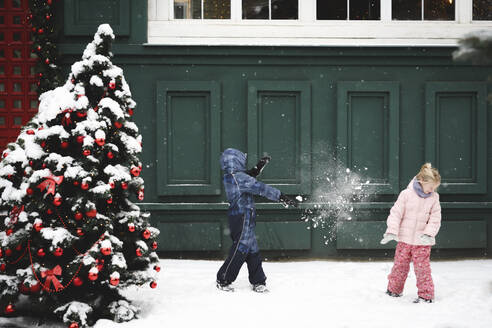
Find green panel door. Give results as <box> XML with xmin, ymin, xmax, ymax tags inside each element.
<box><xmin>425</xmin><ymin>82</ymin><xmax>487</xmax><ymax>194</ymax></box>
<box><xmin>337</xmin><ymin>81</ymin><xmax>400</xmax><ymax>194</ymax></box>
<box><xmin>156</xmin><ymin>81</ymin><xmax>221</xmax><ymax>195</ymax></box>
<box><xmin>248</xmin><ymin>81</ymin><xmax>312</xmax><ymax>195</ymax></box>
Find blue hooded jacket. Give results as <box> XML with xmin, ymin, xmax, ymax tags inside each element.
<box><xmin>220</xmin><ymin>148</ymin><xmax>281</xmax><ymax>216</ymax></box>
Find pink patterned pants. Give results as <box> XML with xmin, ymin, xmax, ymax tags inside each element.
<box><xmin>387</xmin><ymin>242</ymin><xmax>434</xmax><ymax>300</ymax></box>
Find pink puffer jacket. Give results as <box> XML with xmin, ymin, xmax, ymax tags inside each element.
<box><xmin>385</xmin><ymin>179</ymin><xmax>442</xmax><ymax>246</ymax></box>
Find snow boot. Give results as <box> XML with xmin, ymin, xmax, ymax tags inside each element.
<box><xmin>252</xmin><ymin>284</ymin><xmax>269</xmax><ymax>293</ymax></box>
<box><xmin>413</xmin><ymin>297</ymin><xmax>433</xmax><ymax>303</ymax></box>
<box><xmin>386</xmin><ymin>289</ymin><xmax>401</xmax><ymax>297</ymax></box>
<box><xmin>216</xmin><ymin>281</ymin><xmax>234</xmax><ymax>292</ymax></box>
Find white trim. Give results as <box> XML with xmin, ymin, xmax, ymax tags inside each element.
<box><xmin>150</xmin><ymin>0</ymin><xmax>492</xmax><ymax>47</ymax></box>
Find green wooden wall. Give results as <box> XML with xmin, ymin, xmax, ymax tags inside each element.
<box><xmin>55</xmin><ymin>0</ymin><xmax>492</xmax><ymax>258</ymax></box>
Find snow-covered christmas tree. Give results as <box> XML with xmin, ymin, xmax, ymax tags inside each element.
<box><xmin>0</xmin><ymin>24</ymin><xmax>160</xmax><ymax>328</ymax></box>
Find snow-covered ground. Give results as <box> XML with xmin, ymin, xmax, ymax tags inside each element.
<box><xmin>2</xmin><ymin>259</ymin><xmax>492</xmax><ymax>328</ymax></box>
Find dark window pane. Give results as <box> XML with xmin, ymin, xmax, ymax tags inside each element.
<box><xmin>13</xmin><ymin>49</ymin><xmax>21</xmax><ymax>58</ymax></box>
<box><xmin>392</xmin><ymin>0</ymin><xmax>421</xmax><ymax>20</ymax></box>
<box><xmin>13</xmin><ymin>83</ymin><xmax>21</xmax><ymax>92</ymax></box>
<box><xmin>13</xmin><ymin>66</ymin><xmax>21</xmax><ymax>75</ymax></box>
<box><xmin>473</xmin><ymin>0</ymin><xmax>492</xmax><ymax>20</ymax></box>
<box><xmin>317</xmin><ymin>0</ymin><xmax>347</xmax><ymax>20</ymax></box>
<box><xmin>14</xmin><ymin>116</ymin><xmax>22</xmax><ymax>125</ymax></box>
<box><xmin>13</xmin><ymin>100</ymin><xmax>21</xmax><ymax>109</ymax></box>
<box><xmin>13</xmin><ymin>0</ymin><xmax>21</xmax><ymax>8</ymax></box>
<box><xmin>0</xmin><ymin>1</ymin><xmax>4</xmax><ymax>8</ymax></box>
<box><xmin>0</xmin><ymin>83</ymin><xmax>4</xmax><ymax>92</ymax></box>
<box><xmin>243</xmin><ymin>0</ymin><xmax>269</xmax><ymax>19</ymax></box>
<box><xmin>350</xmin><ymin>0</ymin><xmax>380</xmax><ymax>20</ymax></box>
<box><xmin>0</xmin><ymin>65</ymin><xmax>4</xmax><ymax>75</ymax></box>
<box><xmin>0</xmin><ymin>99</ymin><xmax>4</xmax><ymax>108</ymax></box>
<box><xmin>424</xmin><ymin>0</ymin><xmax>454</xmax><ymax>20</ymax></box>
<box><xmin>13</xmin><ymin>16</ymin><xmax>21</xmax><ymax>25</ymax></box>
<box><xmin>174</xmin><ymin>0</ymin><xmax>202</xmax><ymax>19</ymax></box>
<box><xmin>204</xmin><ymin>0</ymin><xmax>230</xmax><ymax>19</ymax></box>
<box><xmin>0</xmin><ymin>32</ymin><xmax>3</xmax><ymax>41</ymax></box>
<box><xmin>13</xmin><ymin>32</ymin><xmax>21</xmax><ymax>41</ymax></box>
<box><xmin>272</xmin><ymin>0</ymin><xmax>298</xmax><ymax>19</ymax></box>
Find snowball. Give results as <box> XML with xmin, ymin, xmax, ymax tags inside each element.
<box><xmin>95</xmin><ymin>130</ymin><xmax>106</xmax><ymax>140</ymax></box>
<box><xmin>90</xmin><ymin>75</ymin><xmax>104</xmax><ymax>87</ymax></box>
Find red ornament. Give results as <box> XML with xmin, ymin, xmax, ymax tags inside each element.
<box><xmin>86</xmin><ymin>209</ymin><xmax>97</xmax><ymax>218</ymax></box>
<box><xmin>154</xmin><ymin>265</ymin><xmax>161</xmax><ymax>272</ymax></box>
<box><xmin>46</xmin><ymin>14</ymin><xmax>51</xmax><ymax>20</ymax></box>
<box><xmin>4</xmin><ymin>304</ymin><xmax>15</xmax><ymax>314</ymax></box>
<box><xmin>27</xmin><ymin>187</ymin><xmax>34</xmax><ymax>195</ymax></box>
<box><xmin>138</xmin><ymin>189</ymin><xmax>144</xmax><ymax>201</ymax></box>
<box><xmin>128</xmin><ymin>224</ymin><xmax>135</xmax><ymax>232</ymax></box>
<box><xmin>76</xmin><ymin>136</ymin><xmax>85</xmax><ymax>144</ymax></box>
<box><xmin>5</xmin><ymin>249</ymin><xmax>12</xmax><ymax>257</ymax></box>
<box><xmin>95</xmin><ymin>138</ymin><xmax>105</xmax><ymax>147</ymax></box>
<box><xmin>110</xmin><ymin>277</ymin><xmax>120</xmax><ymax>286</ymax></box>
<box><xmin>76</xmin><ymin>228</ymin><xmax>84</xmax><ymax>236</ymax></box>
<box><xmin>107</xmin><ymin>198</ymin><xmax>113</xmax><ymax>204</ymax></box>
<box><xmin>73</xmin><ymin>181</ymin><xmax>80</xmax><ymax>186</ymax></box>
<box><xmin>101</xmin><ymin>247</ymin><xmax>112</xmax><ymax>256</ymax></box>
<box><xmin>53</xmin><ymin>197</ymin><xmax>62</xmax><ymax>206</ymax></box>
<box><xmin>30</xmin><ymin>282</ymin><xmax>41</xmax><ymax>293</ymax></box>
<box><xmin>109</xmin><ymin>181</ymin><xmax>115</xmax><ymax>189</ymax></box>
<box><xmin>53</xmin><ymin>247</ymin><xmax>63</xmax><ymax>257</ymax></box>
<box><xmin>107</xmin><ymin>151</ymin><xmax>114</xmax><ymax>159</ymax></box>
<box><xmin>83</xmin><ymin>149</ymin><xmax>91</xmax><ymax>156</ymax></box>
<box><xmin>34</xmin><ymin>222</ymin><xmax>43</xmax><ymax>232</ymax></box>
<box><xmin>114</xmin><ymin>121</ymin><xmax>122</xmax><ymax>129</ymax></box>
<box><xmin>32</xmin><ymin>27</ymin><xmax>37</xmax><ymax>33</ymax></box>
<box><xmin>2</xmin><ymin>152</ymin><xmax>8</xmax><ymax>158</ymax></box>
<box><xmin>46</xmin><ymin>208</ymin><xmax>53</xmax><ymax>215</ymax></box>
<box><xmin>81</xmin><ymin>182</ymin><xmax>89</xmax><ymax>190</ymax></box>
<box><xmin>74</xmin><ymin>212</ymin><xmax>83</xmax><ymax>220</ymax></box>
<box><xmin>37</xmin><ymin>248</ymin><xmax>46</xmax><ymax>257</ymax></box>
<box><xmin>42</xmin><ymin>163</ymin><xmax>47</xmax><ymax>169</ymax></box>
<box><xmin>131</xmin><ymin>167</ymin><xmax>140</xmax><ymax>177</ymax></box>
<box><xmin>47</xmin><ymin>0</ymin><xmax>52</xmax><ymax>5</ymax></box>
<box><xmin>27</xmin><ymin>129</ymin><xmax>35</xmax><ymax>135</ymax></box>
<box><xmin>76</xmin><ymin>111</ymin><xmax>86</xmax><ymax>118</ymax></box>
<box><xmin>0</xmin><ymin>249</ymin><xmax>3</xmax><ymax>257</ymax></box>
<box><xmin>142</xmin><ymin>229</ymin><xmax>151</xmax><ymax>240</ymax></box>
<box><xmin>150</xmin><ymin>281</ymin><xmax>157</xmax><ymax>289</ymax></box>
<box><xmin>128</xmin><ymin>108</ymin><xmax>134</xmax><ymax>116</ymax></box>
<box><xmin>121</xmin><ymin>182</ymin><xmax>128</xmax><ymax>190</ymax></box>
<box><xmin>0</xmin><ymin>264</ymin><xmax>5</xmax><ymax>271</ymax></box>
<box><xmin>41</xmin><ymin>141</ymin><xmax>46</xmax><ymax>148</ymax></box>
<box><xmin>109</xmin><ymin>82</ymin><xmax>116</xmax><ymax>89</ymax></box>
<box><xmin>152</xmin><ymin>241</ymin><xmax>158</xmax><ymax>250</ymax></box>
<box><xmin>69</xmin><ymin>323</ymin><xmax>79</xmax><ymax>328</ymax></box>
<box><xmin>88</xmin><ymin>271</ymin><xmax>98</xmax><ymax>281</ymax></box>
<box><xmin>38</xmin><ymin>28</ymin><xmax>44</xmax><ymax>34</ymax></box>
<box><xmin>7</xmin><ymin>175</ymin><xmax>12</xmax><ymax>180</ymax></box>
<box><xmin>38</xmin><ymin>72</ymin><xmax>43</xmax><ymax>78</ymax></box>
<box><xmin>15</xmin><ymin>244</ymin><xmax>22</xmax><ymax>251</ymax></box>
<box><xmin>136</xmin><ymin>248</ymin><xmax>143</xmax><ymax>257</ymax></box>
<box><xmin>61</xmin><ymin>141</ymin><xmax>69</xmax><ymax>149</ymax></box>
<box><xmin>6</xmin><ymin>229</ymin><xmax>13</xmax><ymax>236</ymax></box>
<box><xmin>29</xmin><ymin>160</ymin><xmax>34</xmax><ymax>166</ymax></box>
<box><xmin>93</xmin><ymin>106</ymin><xmax>99</xmax><ymax>112</ymax></box>
<box><xmin>45</xmin><ymin>58</ymin><xmax>50</xmax><ymax>65</ymax></box>
<box><xmin>73</xmin><ymin>277</ymin><xmax>83</xmax><ymax>287</ymax></box>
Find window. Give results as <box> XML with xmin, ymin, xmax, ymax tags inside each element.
<box><xmin>174</xmin><ymin>0</ymin><xmax>231</xmax><ymax>19</ymax></box>
<box><xmin>473</xmin><ymin>0</ymin><xmax>491</xmax><ymax>20</ymax></box>
<box><xmin>392</xmin><ymin>0</ymin><xmax>454</xmax><ymax>21</ymax></box>
<box><xmin>317</xmin><ymin>0</ymin><xmax>380</xmax><ymax>20</ymax></box>
<box><xmin>242</xmin><ymin>0</ymin><xmax>298</xmax><ymax>20</ymax></box>
<box><xmin>149</xmin><ymin>0</ymin><xmax>492</xmax><ymax>46</ymax></box>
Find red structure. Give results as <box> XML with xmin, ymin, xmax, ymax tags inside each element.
<box><xmin>0</xmin><ymin>0</ymin><xmax>38</xmax><ymax>150</ymax></box>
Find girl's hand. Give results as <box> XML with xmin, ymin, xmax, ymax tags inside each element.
<box><xmin>419</xmin><ymin>234</ymin><xmax>434</xmax><ymax>245</ymax></box>
<box><xmin>380</xmin><ymin>233</ymin><xmax>398</xmax><ymax>244</ymax></box>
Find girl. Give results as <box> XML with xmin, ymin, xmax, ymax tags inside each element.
<box><xmin>380</xmin><ymin>163</ymin><xmax>441</xmax><ymax>303</ymax></box>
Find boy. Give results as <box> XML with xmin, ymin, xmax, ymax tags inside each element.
<box><xmin>216</xmin><ymin>148</ymin><xmax>298</xmax><ymax>292</ymax></box>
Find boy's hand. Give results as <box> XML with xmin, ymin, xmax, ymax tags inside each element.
<box><xmin>380</xmin><ymin>233</ymin><xmax>398</xmax><ymax>244</ymax></box>
<box><xmin>279</xmin><ymin>193</ymin><xmax>299</xmax><ymax>208</ymax></box>
<box><xmin>246</xmin><ymin>156</ymin><xmax>271</xmax><ymax>177</ymax></box>
<box><xmin>419</xmin><ymin>234</ymin><xmax>433</xmax><ymax>245</ymax></box>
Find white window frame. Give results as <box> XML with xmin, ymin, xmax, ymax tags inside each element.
<box><xmin>147</xmin><ymin>0</ymin><xmax>492</xmax><ymax>46</ymax></box>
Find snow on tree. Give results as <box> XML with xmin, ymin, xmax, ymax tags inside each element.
<box><xmin>0</xmin><ymin>24</ymin><xmax>160</xmax><ymax>328</ymax></box>
<box><xmin>453</xmin><ymin>29</ymin><xmax>492</xmax><ymax>65</ymax></box>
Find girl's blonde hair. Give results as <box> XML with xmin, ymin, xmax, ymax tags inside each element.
<box><xmin>416</xmin><ymin>163</ymin><xmax>441</xmax><ymax>185</ymax></box>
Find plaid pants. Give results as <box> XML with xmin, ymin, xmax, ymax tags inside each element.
<box><xmin>387</xmin><ymin>242</ymin><xmax>434</xmax><ymax>300</ymax></box>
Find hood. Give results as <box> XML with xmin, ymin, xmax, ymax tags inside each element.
<box><xmin>220</xmin><ymin>148</ymin><xmax>246</xmax><ymax>174</ymax></box>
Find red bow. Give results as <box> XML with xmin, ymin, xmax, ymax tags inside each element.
<box><xmin>61</xmin><ymin>109</ymin><xmax>73</xmax><ymax>127</ymax></box>
<box><xmin>41</xmin><ymin>265</ymin><xmax>63</xmax><ymax>291</ymax></box>
<box><xmin>37</xmin><ymin>174</ymin><xmax>64</xmax><ymax>196</ymax></box>
<box><xmin>9</xmin><ymin>205</ymin><xmax>24</xmax><ymax>225</ymax></box>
